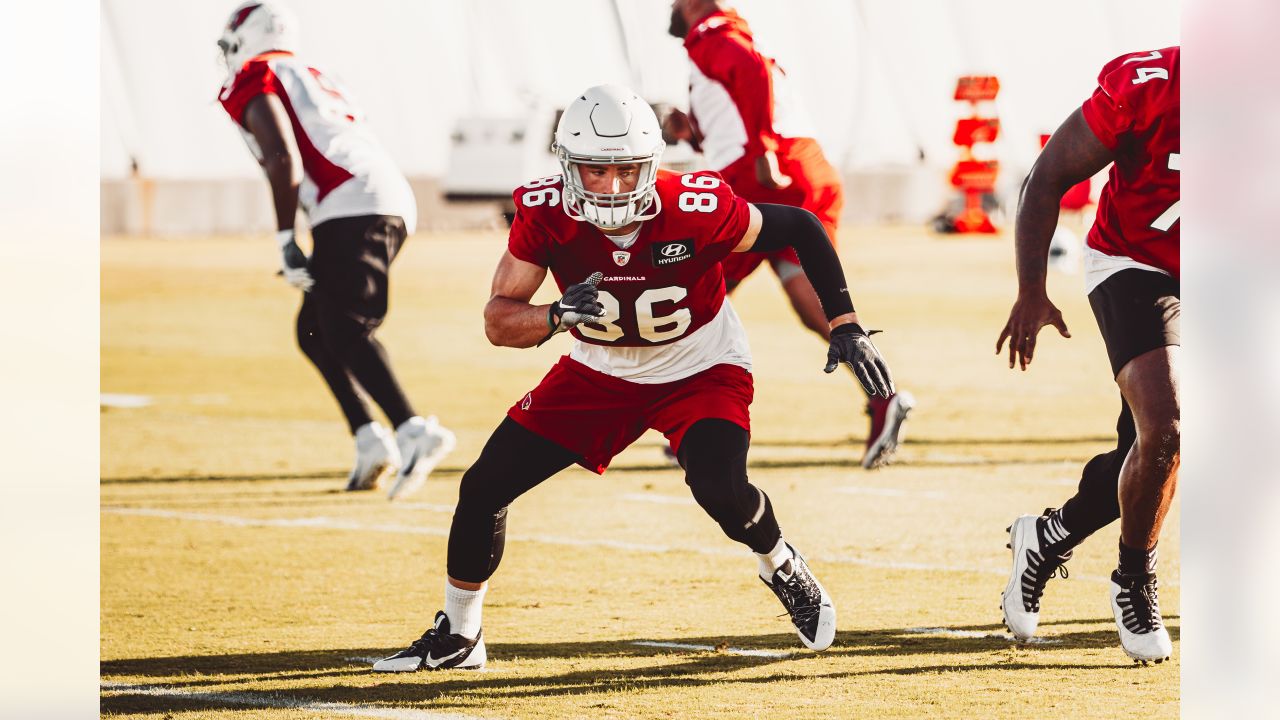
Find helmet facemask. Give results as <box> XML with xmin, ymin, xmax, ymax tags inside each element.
<box><xmin>553</xmin><ymin>84</ymin><xmax>666</xmax><ymax>231</ymax></box>
<box><xmin>557</xmin><ymin>149</ymin><xmax>663</xmax><ymax>230</ymax></box>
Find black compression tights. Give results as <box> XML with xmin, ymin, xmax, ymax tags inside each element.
<box><xmin>445</xmin><ymin>417</ymin><xmax>782</xmax><ymax>583</ymax></box>
<box><xmin>295</xmin><ymin>293</ymin><xmax>415</xmax><ymax>433</ymax></box>
<box><xmin>1057</xmin><ymin>399</ymin><xmax>1135</xmax><ymax>545</ymax></box>
<box><xmin>447</xmin><ymin>418</ymin><xmax>578</xmax><ymax>583</ymax></box>
<box><xmin>678</xmin><ymin>418</ymin><xmax>782</xmax><ymax>554</ymax></box>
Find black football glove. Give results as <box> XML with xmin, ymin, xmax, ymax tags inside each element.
<box><xmin>276</xmin><ymin>229</ymin><xmax>314</xmax><ymax>292</ymax></box>
<box><xmin>824</xmin><ymin>323</ymin><xmax>895</xmax><ymax>398</ymax></box>
<box><xmin>537</xmin><ymin>272</ymin><xmax>605</xmax><ymax>346</ymax></box>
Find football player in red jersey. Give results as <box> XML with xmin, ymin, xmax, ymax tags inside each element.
<box><xmin>216</xmin><ymin>2</ymin><xmax>454</xmax><ymax>499</ymax></box>
<box><xmin>373</xmin><ymin>85</ymin><xmax>895</xmax><ymax>671</ymax></box>
<box><xmin>664</xmin><ymin>0</ymin><xmax>915</xmax><ymax>470</ymax></box>
<box><xmin>996</xmin><ymin>48</ymin><xmax>1179</xmax><ymax>663</ymax></box>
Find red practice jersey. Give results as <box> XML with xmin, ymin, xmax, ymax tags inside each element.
<box><xmin>681</xmin><ymin>10</ymin><xmax>815</xmax><ymax>175</ymax></box>
<box><xmin>1081</xmin><ymin>47</ymin><xmax>1180</xmax><ymax>278</ymax></box>
<box><xmin>218</xmin><ymin>52</ymin><xmax>416</xmax><ymax>231</ymax></box>
<box><xmin>508</xmin><ymin>170</ymin><xmax>754</xmax><ymax>383</ymax></box>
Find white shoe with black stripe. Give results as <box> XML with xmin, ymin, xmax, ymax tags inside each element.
<box><xmin>862</xmin><ymin>391</ymin><xmax>915</xmax><ymax>469</ymax></box>
<box><xmin>1110</xmin><ymin>571</ymin><xmax>1172</xmax><ymax>664</ymax></box>
<box><xmin>387</xmin><ymin>415</ymin><xmax>456</xmax><ymax>501</ymax></box>
<box><xmin>1001</xmin><ymin>512</ymin><xmax>1072</xmax><ymax>640</ymax></box>
<box><xmin>373</xmin><ymin>611</ymin><xmax>486</xmax><ymax>672</ymax></box>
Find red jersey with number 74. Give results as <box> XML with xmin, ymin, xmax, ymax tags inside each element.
<box><xmin>507</xmin><ymin>169</ymin><xmax>754</xmax><ymax>384</ymax></box>
<box><xmin>1081</xmin><ymin>46</ymin><xmax>1180</xmax><ymax>278</ymax></box>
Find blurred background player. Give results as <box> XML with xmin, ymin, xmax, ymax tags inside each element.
<box><xmin>996</xmin><ymin>47</ymin><xmax>1179</xmax><ymax>664</ymax></box>
<box><xmin>663</xmin><ymin>0</ymin><xmax>914</xmax><ymax>470</ymax></box>
<box><xmin>215</xmin><ymin>1</ymin><xmax>454</xmax><ymax>499</ymax></box>
<box><xmin>373</xmin><ymin>85</ymin><xmax>896</xmax><ymax>671</ymax></box>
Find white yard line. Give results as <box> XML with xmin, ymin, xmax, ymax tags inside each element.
<box><xmin>902</xmin><ymin>627</ymin><xmax>1062</xmax><ymax>644</ymax></box>
<box><xmin>835</xmin><ymin>486</ymin><xmax>947</xmax><ymax>500</ymax></box>
<box><xmin>100</xmin><ymin>681</ymin><xmax>488</xmax><ymax>720</ymax></box>
<box><xmin>100</xmin><ymin>393</ymin><xmax>153</xmax><ymax>408</ymax></box>
<box><xmin>630</xmin><ymin>641</ymin><xmax>791</xmax><ymax>658</ymax></box>
<box><xmin>101</xmin><ymin>506</ymin><xmax>1178</xmax><ymax>586</ymax></box>
<box><xmin>620</xmin><ymin>492</ymin><xmax>697</xmax><ymax>506</ymax></box>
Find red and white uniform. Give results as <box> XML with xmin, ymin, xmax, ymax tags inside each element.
<box><xmin>506</xmin><ymin>170</ymin><xmax>756</xmax><ymax>472</ymax></box>
<box><xmin>681</xmin><ymin>10</ymin><xmax>843</xmax><ymax>283</ymax></box>
<box><xmin>219</xmin><ymin>52</ymin><xmax>417</xmax><ymax>232</ymax></box>
<box><xmin>1081</xmin><ymin>46</ymin><xmax>1180</xmax><ymax>293</ymax></box>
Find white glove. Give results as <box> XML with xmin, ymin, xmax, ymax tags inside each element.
<box><xmin>277</xmin><ymin>229</ymin><xmax>315</xmax><ymax>292</ymax></box>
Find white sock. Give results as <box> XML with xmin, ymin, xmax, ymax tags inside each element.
<box><xmin>443</xmin><ymin>581</ymin><xmax>486</xmax><ymax>640</ymax></box>
<box><xmin>756</xmin><ymin>537</ymin><xmax>794</xmax><ymax>581</ymax></box>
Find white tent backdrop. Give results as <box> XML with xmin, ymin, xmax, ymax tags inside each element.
<box><xmin>101</xmin><ymin>0</ymin><xmax>1180</xmax><ymax>230</ymax></box>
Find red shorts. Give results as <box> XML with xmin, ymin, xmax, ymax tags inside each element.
<box><xmin>719</xmin><ymin>137</ymin><xmax>844</xmax><ymax>285</ymax></box>
<box><xmin>507</xmin><ymin>356</ymin><xmax>753</xmax><ymax>474</ymax></box>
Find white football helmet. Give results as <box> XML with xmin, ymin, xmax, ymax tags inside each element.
<box><xmin>218</xmin><ymin>2</ymin><xmax>299</xmax><ymax>74</ymax></box>
<box><xmin>554</xmin><ymin>85</ymin><xmax>665</xmax><ymax>230</ymax></box>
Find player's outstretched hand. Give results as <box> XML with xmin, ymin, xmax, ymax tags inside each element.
<box><xmin>824</xmin><ymin>323</ymin><xmax>894</xmax><ymax>398</ymax></box>
<box><xmin>996</xmin><ymin>291</ymin><xmax>1071</xmax><ymax>371</ymax></box>
<box><xmin>277</xmin><ymin>230</ymin><xmax>314</xmax><ymax>292</ymax></box>
<box><xmin>550</xmin><ymin>272</ymin><xmax>606</xmax><ymax>331</ymax></box>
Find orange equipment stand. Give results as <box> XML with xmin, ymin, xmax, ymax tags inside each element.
<box><xmin>949</xmin><ymin>76</ymin><xmax>1000</xmax><ymax>233</ymax></box>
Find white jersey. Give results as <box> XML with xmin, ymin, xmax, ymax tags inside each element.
<box><xmin>219</xmin><ymin>52</ymin><xmax>416</xmax><ymax>232</ymax></box>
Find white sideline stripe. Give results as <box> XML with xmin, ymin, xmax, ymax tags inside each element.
<box><xmin>99</xmin><ymin>393</ymin><xmax>229</xmax><ymax>408</ymax></box>
<box><xmin>100</xmin><ymin>681</ymin><xmax>487</xmax><ymax>719</ymax></box>
<box><xmin>836</xmin><ymin>486</ymin><xmax>947</xmax><ymax>500</ymax></box>
<box><xmin>631</xmin><ymin>641</ymin><xmax>791</xmax><ymax>658</ymax></box>
<box><xmin>101</xmin><ymin>393</ymin><xmax>153</xmax><ymax>408</ymax></box>
<box><xmin>902</xmin><ymin>627</ymin><xmax>1062</xmax><ymax>644</ymax></box>
<box><xmin>102</xmin><ymin>506</ymin><xmax>1179</xmax><ymax>586</ymax></box>
<box><xmin>620</xmin><ymin>492</ymin><xmax>697</xmax><ymax>506</ymax></box>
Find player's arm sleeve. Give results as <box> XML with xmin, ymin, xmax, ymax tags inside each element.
<box><xmin>506</xmin><ymin>193</ymin><xmax>554</xmax><ymax>268</ymax></box>
<box><xmin>697</xmin><ymin>34</ymin><xmax>778</xmax><ymax>157</ymax></box>
<box><xmin>218</xmin><ymin>61</ymin><xmax>281</xmax><ymax>128</ymax></box>
<box><xmin>747</xmin><ymin>203</ymin><xmax>853</xmax><ymax>321</ymax></box>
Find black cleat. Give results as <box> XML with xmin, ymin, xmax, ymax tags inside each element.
<box><xmin>373</xmin><ymin>611</ymin><xmax>486</xmax><ymax>672</ymax></box>
<box><xmin>761</xmin><ymin>545</ymin><xmax>836</xmax><ymax>650</ymax></box>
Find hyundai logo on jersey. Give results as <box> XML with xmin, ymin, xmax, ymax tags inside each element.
<box><xmin>653</xmin><ymin>240</ymin><xmax>694</xmax><ymax>266</ymax></box>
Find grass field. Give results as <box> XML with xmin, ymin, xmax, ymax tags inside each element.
<box><xmin>101</xmin><ymin>225</ymin><xmax>1179</xmax><ymax>718</ymax></box>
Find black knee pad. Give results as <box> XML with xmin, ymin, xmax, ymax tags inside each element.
<box><xmin>680</xmin><ymin>419</ymin><xmax>780</xmax><ymax>554</ymax></box>
<box><xmin>446</xmin><ymin>461</ymin><xmax>518</xmax><ymax>584</ymax></box>
<box><xmin>445</xmin><ymin>417</ymin><xmax>578</xmax><ymax>584</ymax></box>
<box><xmin>448</xmin><ymin>503</ymin><xmax>507</xmax><ymax>584</ymax></box>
